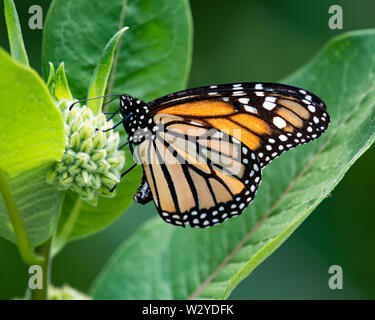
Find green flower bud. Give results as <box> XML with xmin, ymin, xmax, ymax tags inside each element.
<box><xmin>103</xmin><ymin>119</ymin><xmax>114</xmax><ymax>132</ymax></box>
<box><xmin>107</xmin><ymin>155</ymin><xmax>124</xmax><ymax>168</ymax></box>
<box><xmin>47</xmin><ymin>170</ymin><xmax>58</xmax><ymax>184</ymax></box>
<box><xmin>68</xmin><ymin>166</ymin><xmax>81</xmax><ymax>177</ymax></box>
<box><xmin>55</xmin><ymin>162</ymin><xmax>67</xmax><ymax>173</ymax></box>
<box><xmin>81</xmin><ymin>138</ymin><xmax>93</xmax><ymax>153</ymax></box>
<box><xmin>102</xmin><ymin>171</ymin><xmax>120</xmax><ymax>188</ymax></box>
<box><xmin>92</xmin><ymin>130</ymin><xmax>106</xmax><ymax>149</ymax></box>
<box><xmin>100</xmin><ymin>185</ymin><xmax>116</xmax><ymax>198</ymax></box>
<box><xmin>66</xmin><ymin>107</ymin><xmax>78</xmax><ymax>123</ymax></box>
<box><xmin>96</xmin><ymin>114</ymin><xmax>106</xmax><ymax>128</ymax></box>
<box><xmin>91</xmin><ymin>149</ymin><xmax>106</xmax><ymax>162</ymax></box>
<box><xmin>58</xmin><ymin>172</ymin><xmax>73</xmax><ymax>188</ymax></box>
<box><xmin>57</xmin><ymin>99</ymin><xmax>68</xmax><ymax>111</ymax></box>
<box><xmin>64</xmin><ymin>125</ymin><xmax>71</xmax><ymax>137</ymax></box>
<box><xmin>75</xmin><ymin>152</ymin><xmax>90</xmax><ymax>166</ymax></box>
<box><xmin>105</xmin><ymin>142</ymin><xmax>117</xmax><ymax>154</ymax></box>
<box><xmin>81</xmin><ymin>106</ymin><xmax>91</xmax><ymax>120</ymax></box>
<box><xmin>70</xmin><ymin>183</ymin><xmax>82</xmax><ymax>194</ymax></box>
<box><xmin>91</xmin><ymin>174</ymin><xmax>102</xmax><ymax>189</ymax></box>
<box><xmin>97</xmin><ymin>160</ymin><xmax>110</xmax><ymax>174</ymax></box>
<box><xmin>70</xmin><ymin>132</ymin><xmax>81</xmax><ymax>150</ymax></box>
<box><xmin>83</xmin><ymin>160</ymin><xmax>97</xmax><ymax>173</ymax></box>
<box><xmin>63</xmin><ymin>150</ymin><xmax>76</xmax><ymax>165</ymax></box>
<box><xmin>70</xmin><ymin>118</ymin><xmax>82</xmax><ymax>133</ymax></box>
<box><xmin>80</xmin><ymin>187</ymin><xmax>95</xmax><ymax>201</ymax></box>
<box><xmin>75</xmin><ymin>170</ymin><xmax>92</xmax><ymax>187</ymax></box>
<box><xmin>79</xmin><ymin>121</ymin><xmax>94</xmax><ymax>140</ymax></box>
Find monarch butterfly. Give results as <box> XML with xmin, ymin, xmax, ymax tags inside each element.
<box><xmin>91</xmin><ymin>82</ymin><xmax>330</xmax><ymax>228</ymax></box>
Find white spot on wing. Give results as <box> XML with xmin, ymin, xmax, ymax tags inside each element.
<box><xmin>273</xmin><ymin>116</ymin><xmax>287</xmax><ymax>129</ymax></box>
<box><xmin>263</xmin><ymin>101</ymin><xmax>276</xmax><ymax>110</ymax></box>
<box><xmin>265</xmin><ymin>96</ymin><xmax>277</xmax><ymax>103</ymax></box>
<box><xmin>232</xmin><ymin>91</ymin><xmax>246</xmax><ymax>96</ymax></box>
<box><xmin>244</xmin><ymin>105</ymin><xmax>258</xmax><ymax>114</ymax></box>
<box><xmin>308</xmin><ymin>105</ymin><xmax>316</xmax><ymax>112</ymax></box>
<box><xmin>239</xmin><ymin>98</ymin><xmax>250</xmax><ymax>104</ymax></box>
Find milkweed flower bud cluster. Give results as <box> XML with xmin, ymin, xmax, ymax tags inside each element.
<box><xmin>47</xmin><ymin>99</ymin><xmax>125</xmax><ymax>204</ymax></box>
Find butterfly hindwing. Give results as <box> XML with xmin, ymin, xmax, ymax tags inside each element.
<box><xmin>134</xmin><ymin>116</ymin><xmax>262</xmax><ymax>228</ymax></box>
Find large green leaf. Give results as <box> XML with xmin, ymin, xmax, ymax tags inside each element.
<box><xmin>91</xmin><ymin>30</ymin><xmax>375</xmax><ymax>299</ymax></box>
<box><xmin>42</xmin><ymin>0</ymin><xmax>193</xmax><ymax>101</ymax></box>
<box><xmin>43</xmin><ymin>0</ymin><xmax>192</xmax><ymax>251</ymax></box>
<box><xmin>0</xmin><ymin>49</ymin><xmax>65</xmax><ymax>248</ymax></box>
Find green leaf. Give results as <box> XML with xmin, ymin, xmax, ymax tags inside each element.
<box><xmin>91</xmin><ymin>30</ymin><xmax>375</xmax><ymax>299</ymax></box>
<box><xmin>3</xmin><ymin>0</ymin><xmax>29</xmax><ymax>66</ymax></box>
<box><xmin>55</xmin><ymin>63</ymin><xmax>73</xmax><ymax>101</ymax></box>
<box><xmin>87</xmin><ymin>27</ymin><xmax>129</xmax><ymax>115</ymax></box>
<box><xmin>0</xmin><ymin>49</ymin><xmax>65</xmax><ymax>248</ymax></box>
<box><xmin>42</xmin><ymin>0</ymin><xmax>193</xmax><ymax>101</ymax></box>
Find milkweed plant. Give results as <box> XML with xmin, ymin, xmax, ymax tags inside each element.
<box><xmin>1</xmin><ymin>0</ymin><xmax>375</xmax><ymax>300</ymax></box>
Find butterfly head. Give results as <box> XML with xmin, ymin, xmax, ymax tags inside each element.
<box><xmin>119</xmin><ymin>94</ymin><xmax>154</xmax><ymax>144</ymax></box>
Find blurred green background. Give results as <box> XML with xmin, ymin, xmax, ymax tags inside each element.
<box><xmin>1</xmin><ymin>0</ymin><xmax>374</xmax><ymax>299</ymax></box>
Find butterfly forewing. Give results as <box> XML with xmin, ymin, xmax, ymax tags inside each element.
<box><xmin>149</xmin><ymin>82</ymin><xmax>330</xmax><ymax>168</ymax></box>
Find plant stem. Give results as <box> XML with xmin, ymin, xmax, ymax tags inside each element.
<box><xmin>30</xmin><ymin>237</ymin><xmax>52</xmax><ymax>300</ymax></box>
<box><xmin>52</xmin><ymin>195</ymin><xmax>83</xmax><ymax>255</ymax></box>
<box><xmin>0</xmin><ymin>171</ymin><xmax>43</xmax><ymax>265</ymax></box>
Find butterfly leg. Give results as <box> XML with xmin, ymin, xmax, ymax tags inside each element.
<box><xmin>118</xmin><ymin>141</ymin><xmax>129</xmax><ymax>149</ymax></box>
<box><xmin>104</xmin><ymin>107</ymin><xmax>120</xmax><ymax>121</ymax></box>
<box><xmin>109</xmin><ymin>163</ymin><xmax>137</xmax><ymax>192</ymax></box>
<box><xmin>120</xmin><ymin>163</ymin><xmax>137</xmax><ymax>178</ymax></box>
<box><xmin>102</xmin><ymin>120</ymin><xmax>124</xmax><ymax>132</ymax></box>
<box><xmin>117</xmin><ymin>141</ymin><xmax>134</xmax><ymax>156</ymax></box>
<box><xmin>133</xmin><ymin>173</ymin><xmax>153</xmax><ymax>205</ymax></box>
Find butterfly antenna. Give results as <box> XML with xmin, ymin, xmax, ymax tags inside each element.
<box><xmin>69</xmin><ymin>94</ymin><xmax>122</xmax><ymax>111</ymax></box>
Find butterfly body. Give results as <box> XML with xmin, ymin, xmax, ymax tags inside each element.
<box><xmin>119</xmin><ymin>94</ymin><xmax>156</xmax><ymax>145</ymax></box>
<box><xmin>118</xmin><ymin>83</ymin><xmax>330</xmax><ymax>228</ymax></box>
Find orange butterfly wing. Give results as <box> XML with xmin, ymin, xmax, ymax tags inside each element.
<box><xmin>134</xmin><ymin>116</ymin><xmax>261</xmax><ymax>228</ymax></box>
<box><xmin>134</xmin><ymin>82</ymin><xmax>330</xmax><ymax>227</ymax></box>
<box><xmin>150</xmin><ymin>83</ymin><xmax>329</xmax><ymax>168</ymax></box>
